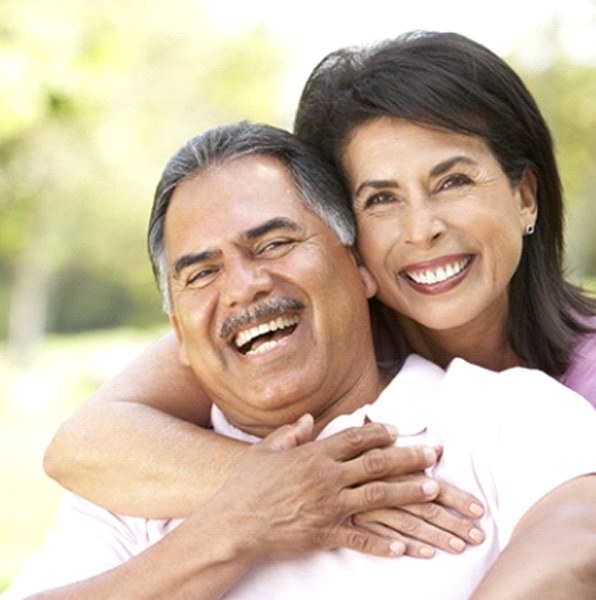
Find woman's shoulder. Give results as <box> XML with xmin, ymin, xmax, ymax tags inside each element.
<box><xmin>558</xmin><ymin>315</ymin><xmax>596</xmax><ymax>407</ymax></box>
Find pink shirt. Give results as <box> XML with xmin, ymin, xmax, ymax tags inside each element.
<box><xmin>4</xmin><ymin>356</ymin><xmax>596</xmax><ymax>600</ymax></box>
<box><xmin>558</xmin><ymin>316</ymin><xmax>596</xmax><ymax>407</ymax></box>
<box><xmin>371</xmin><ymin>301</ymin><xmax>596</xmax><ymax>408</ymax></box>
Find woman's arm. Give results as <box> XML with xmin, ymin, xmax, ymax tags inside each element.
<box><xmin>23</xmin><ymin>419</ymin><xmax>426</xmax><ymax>600</ymax></box>
<box><xmin>471</xmin><ymin>475</ymin><xmax>596</xmax><ymax>599</ymax></box>
<box><xmin>44</xmin><ymin>331</ymin><xmax>485</xmax><ymax>552</ymax></box>
<box><xmin>44</xmin><ymin>332</ymin><xmax>244</xmax><ymax>518</ymax></box>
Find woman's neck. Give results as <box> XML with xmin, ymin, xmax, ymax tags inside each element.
<box><xmin>396</xmin><ymin>313</ymin><xmax>523</xmax><ymax>372</ymax></box>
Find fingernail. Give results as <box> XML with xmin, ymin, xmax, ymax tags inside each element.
<box><xmin>384</xmin><ymin>423</ymin><xmax>398</xmax><ymax>437</ymax></box>
<box><xmin>470</xmin><ymin>502</ymin><xmax>484</xmax><ymax>517</ymax></box>
<box><xmin>419</xmin><ymin>546</ymin><xmax>435</xmax><ymax>558</ymax></box>
<box><xmin>470</xmin><ymin>528</ymin><xmax>484</xmax><ymax>544</ymax></box>
<box><xmin>389</xmin><ymin>540</ymin><xmax>405</xmax><ymax>556</ymax></box>
<box><xmin>423</xmin><ymin>447</ymin><xmax>437</xmax><ymax>462</ymax></box>
<box><xmin>449</xmin><ymin>537</ymin><xmax>466</xmax><ymax>552</ymax></box>
<box><xmin>422</xmin><ymin>480</ymin><xmax>440</xmax><ymax>496</ymax></box>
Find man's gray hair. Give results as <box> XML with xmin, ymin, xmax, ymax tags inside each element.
<box><xmin>148</xmin><ymin>121</ymin><xmax>356</xmax><ymax>313</ymax></box>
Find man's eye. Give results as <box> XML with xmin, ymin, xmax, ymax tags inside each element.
<box><xmin>439</xmin><ymin>174</ymin><xmax>473</xmax><ymax>191</ymax></box>
<box><xmin>259</xmin><ymin>239</ymin><xmax>294</xmax><ymax>255</ymax></box>
<box><xmin>187</xmin><ymin>267</ymin><xmax>218</xmax><ymax>287</ymax></box>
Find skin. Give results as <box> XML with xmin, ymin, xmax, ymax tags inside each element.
<box><xmin>165</xmin><ymin>156</ymin><xmax>383</xmax><ymax>437</ymax></box>
<box><xmin>26</xmin><ymin>152</ymin><xmax>596</xmax><ymax>598</ymax></box>
<box><xmin>20</xmin><ymin>155</ymin><xmax>479</xmax><ymax>598</ymax></box>
<box><xmin>27</xmin><ymin>417</ymin><xmax>439</xmax><ymax>600</ymax></box>
<box><xmin>343</xmin><ymin>117</ymin><xmax>538</xmax><ymax>371</ymax></box>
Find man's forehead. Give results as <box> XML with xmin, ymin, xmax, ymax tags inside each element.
<box><xmin>164</xmin><ymin>154</ymin><xmax>329</xmax><ymax>253</ymax></box>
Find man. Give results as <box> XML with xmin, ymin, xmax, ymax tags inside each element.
<box><xmin>4</xmin><ymin>122</ymin><xmax>596</xmax><ymax>599</ymax></box>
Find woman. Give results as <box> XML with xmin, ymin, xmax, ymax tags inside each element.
<box><xmin>293</xmin><ymin>30</ymin><xmax>596</xmax><ymax>392</ymax></box>
<box><xmin>44</xmin><ymin>30</ymin><xmax>596</xmax><ymax>560</ymax></box>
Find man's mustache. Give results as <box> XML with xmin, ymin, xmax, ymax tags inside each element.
<box><xmin>219</xmin><ymin>297</ymin><xmax>304</xmax><ymax>340</ymax></box>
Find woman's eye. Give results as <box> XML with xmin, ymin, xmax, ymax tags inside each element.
<box><xmin>364</xmin><ymin>192</ymin><xmax>397</xmax><ymax>208</ymax></box>
<box><xmin>439</xmin><ymin>174</ymin><xmax>472</xmax><ymax>191</ymax></box>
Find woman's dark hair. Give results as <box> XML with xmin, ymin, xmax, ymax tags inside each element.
<box><xmin>294</xmin><ymin>30</ymin><xmax>596</xmax><ymax>376</ymax></box>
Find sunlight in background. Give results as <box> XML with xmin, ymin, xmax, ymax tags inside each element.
<box><xmin>1</xmin><ymin>0</ymin><xmax>594</xmax><ymax>590</ymax></box>
<box><xmin>205</xmin><ymin>0</ymin><xmax>596</xmax><ymax>110</ymax></box>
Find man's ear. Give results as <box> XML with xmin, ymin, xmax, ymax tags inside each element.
<box><xmin>518</xmin><ymin>168</ymin><xmax>538</xmax><ymax>227</ymax></box>
<box><xmin>169</xmin><ymin>314</ymin><xmax>191</xmax><ymax>367</ymax></box>
<box><xmin>358</xmin><ymin>264</ymin><xmax>378</xmax><ymax>299</ymax></box>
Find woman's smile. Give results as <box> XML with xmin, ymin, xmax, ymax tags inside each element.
<box><xmin>343</xmin><ymin>116</ymin><xmax>537</xmax><ymax>335</ymax></box>
<box><xmin>399</xmin><ymin>253</ymin><xmax>475</xmax><ymax>294</ymax></box>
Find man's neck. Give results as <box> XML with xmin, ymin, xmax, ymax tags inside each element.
<box><xmin>309</xmin><ymin>363</ymin><xmax>391</xmax><ymax>437</ymax></box>
<box><xmin>215</xmin><ymin>359</ymin><xmax>390</xmax><ymax>440</ymax></box>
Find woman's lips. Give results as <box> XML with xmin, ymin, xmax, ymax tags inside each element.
<box><xmin>400</xmin><ymin>254</ymin><xmax>475</xmax><ymax>295</ymax></box>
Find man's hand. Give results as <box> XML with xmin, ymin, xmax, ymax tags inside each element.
<box><xmin>203</xmin><ymin>414</ymin><xmax>445</xmax><ymax>560</ymax></box>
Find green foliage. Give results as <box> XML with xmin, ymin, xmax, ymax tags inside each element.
<box><xmin>0</xmin><ymin>327</ymin><xmax>168</xmax><ymax>589</ymax></box>
<box><xmin>0</xmin><ymin>0</ymin><xmax>289</xmax><ymax>345</ymax></box>
<box><xmin>510</xmin><ymin>39</ymin><xmax>596</xmax><ymax>279</ymax></box>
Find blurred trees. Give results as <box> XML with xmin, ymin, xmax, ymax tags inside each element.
<box><xmin>510</xmin><ymin>24</ymin><xmax>596</xmax><ymax>286</ymax></box>
<box><xmin>0</xmin><ymin>0</ymin><xmax>288</xmax><ymax>363</ymax></box>
<box><xmin>1</xmin><ymin>1</ymin><xmax>595</xmax><ymax>366</ymax></box>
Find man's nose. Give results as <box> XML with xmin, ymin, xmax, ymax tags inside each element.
<box><xmin>220</xmin><ymin>255</ymin><xmax>274</xmax><ymax>307</ymax></box>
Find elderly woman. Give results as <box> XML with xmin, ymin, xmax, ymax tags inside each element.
<box><xmin>293</xmin><ymin>30</ymin><xmax>596</xmax><ymax>393</ymax></box>
<box><xmin>43</xmin><ymin>31</ymin><xmax>596</xmax><ymax>594</ymax></box>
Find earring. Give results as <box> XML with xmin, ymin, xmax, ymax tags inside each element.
<box><xmin>526</xmin><ymin>223</ymin><xmax>535</xmax><ymax>236</ymax></box>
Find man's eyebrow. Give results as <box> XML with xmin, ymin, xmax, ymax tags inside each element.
<box><xmin>354</xmin><ymin>156</ymin><xmax>478</xmax><ymax>197</ymax></box>
<box><xmin>173</xmin><ymin>249</ymin><xmax>219</xmax><ymax>279</ymax></box>
<box><xmin>172</xmin><ymin>218</ymin><xmax>301</xmax><ymax>279</ymax></box>
<box><xmin>244</xmin><ymin>217</ymin><xmax>302</xmax><ymax>240</ymax></box>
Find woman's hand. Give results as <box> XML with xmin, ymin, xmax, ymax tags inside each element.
<box><xmin>353</xmin><ymin>479</ymin><xmax>485</xmax><ymax>557</ymax></box>
<box><xmin>205</xmin><ymin>415</ymin><xmax>449</xmax><ymax>560</ymax></box>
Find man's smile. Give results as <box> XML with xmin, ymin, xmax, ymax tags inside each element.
<box><xmin>234</xmin><ymin>315</ymin><xmax>301</xmax><ymax>355</ymax></box>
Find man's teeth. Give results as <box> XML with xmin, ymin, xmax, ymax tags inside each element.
<box><xmin>405</xmin><ymin>257</ymin><xmax>471</xmax><ymax>285</ymax></box>
<box><xmin>234</xmin><ymin>315</ymin><xmax>299</xmax><ymax>350</ymax></box>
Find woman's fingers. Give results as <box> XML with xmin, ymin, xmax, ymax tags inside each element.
<box><xmin>435</xmin><ymin>481</ymin><xmax>485</xmax><ymax>519</ymax></box>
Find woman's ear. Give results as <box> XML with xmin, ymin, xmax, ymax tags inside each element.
<box><xmin>518</xmin><ymin>168</ymin><xmax>538</xmax><ymax>227</ymax></box>
<box><xmin>169</xmin><ymin>314</ymin><xmax>191</xmax><ymax>366</ymax></box>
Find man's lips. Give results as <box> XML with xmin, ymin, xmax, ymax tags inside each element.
<box><xmin>220</xmin><ymin>297</ymin><xmax>304</xmax><ymax>356</ymax></box>
<box><xmin>400</xmin><ymin>254</ymin><xmax>474</xmax><ymax>292</ymax></box>
<box><xmin>234</xmin><ymin>315</ymin><xmax>300</xmax><ymax>355</ymax></box>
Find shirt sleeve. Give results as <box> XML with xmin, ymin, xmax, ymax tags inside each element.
<box><xmin>559</xmin><ymin>325</ymin><xmax>596</xmax><ymax>408</ymax></box>
<box><xmin>1</xmin><ymin>493</ymin><xmax>145</xmax><ymax>600</ymax></box>
<box><xmin>489</xmin><ymin>367</ymin><xmax>596</xmax><ymax>547</ymax></box>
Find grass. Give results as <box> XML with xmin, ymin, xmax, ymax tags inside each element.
<box><xmin>0</xmin><ymin>327</ymin><xmax>166</xmax><ymax>592</ymax></box>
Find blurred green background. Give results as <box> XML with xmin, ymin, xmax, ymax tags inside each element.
<box><xmin>1</xmin><ymin>0</ymin><xmax>595</xmax><ymax>592</ymax></box>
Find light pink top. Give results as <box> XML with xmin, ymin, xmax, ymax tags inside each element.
<box><xmin>4</xmin><ymin>356</ymin><xmax>596</xmax><ymax>600</ymax></box>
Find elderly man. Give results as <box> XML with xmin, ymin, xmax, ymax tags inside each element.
<box><xmin>5</xmin><ymin>122</ymin><xmax>596</xmax><ymax>600</ymax></box>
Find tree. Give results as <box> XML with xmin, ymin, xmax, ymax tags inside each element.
<box><xmin>509</xmin><ymin>19</ymin><xmax>596</xmax><ymax>286</ymax></box>
<box><xmin>0</xmin><ymin>0</ymin><xmax>288</xmax><ymax>363</ymax></box>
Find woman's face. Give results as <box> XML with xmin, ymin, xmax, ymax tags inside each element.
<box><xmin>342</xmin><ymin>117</ymin><xmax>537</xmax><ymax>335</ymax></box>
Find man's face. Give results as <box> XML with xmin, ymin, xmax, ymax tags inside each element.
<box><xmin>165</xmin><ymin>155</ymin><xmax>377</xmax><ymax>436</ymax></box>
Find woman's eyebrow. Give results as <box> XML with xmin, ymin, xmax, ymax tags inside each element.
<box><xmin>354</xmin><ymin>156</ymin><xmax>478</xmax><ymax>197</ymax></box>
<box><xmin>354</xmin><ymin>179</ymin><xmax>398</xmax><ymax>197</ymax></box>
<box><xmin>429</xmin><ymin>155</ymin><xmax>476</xmax><ymax>177</ymax></box>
